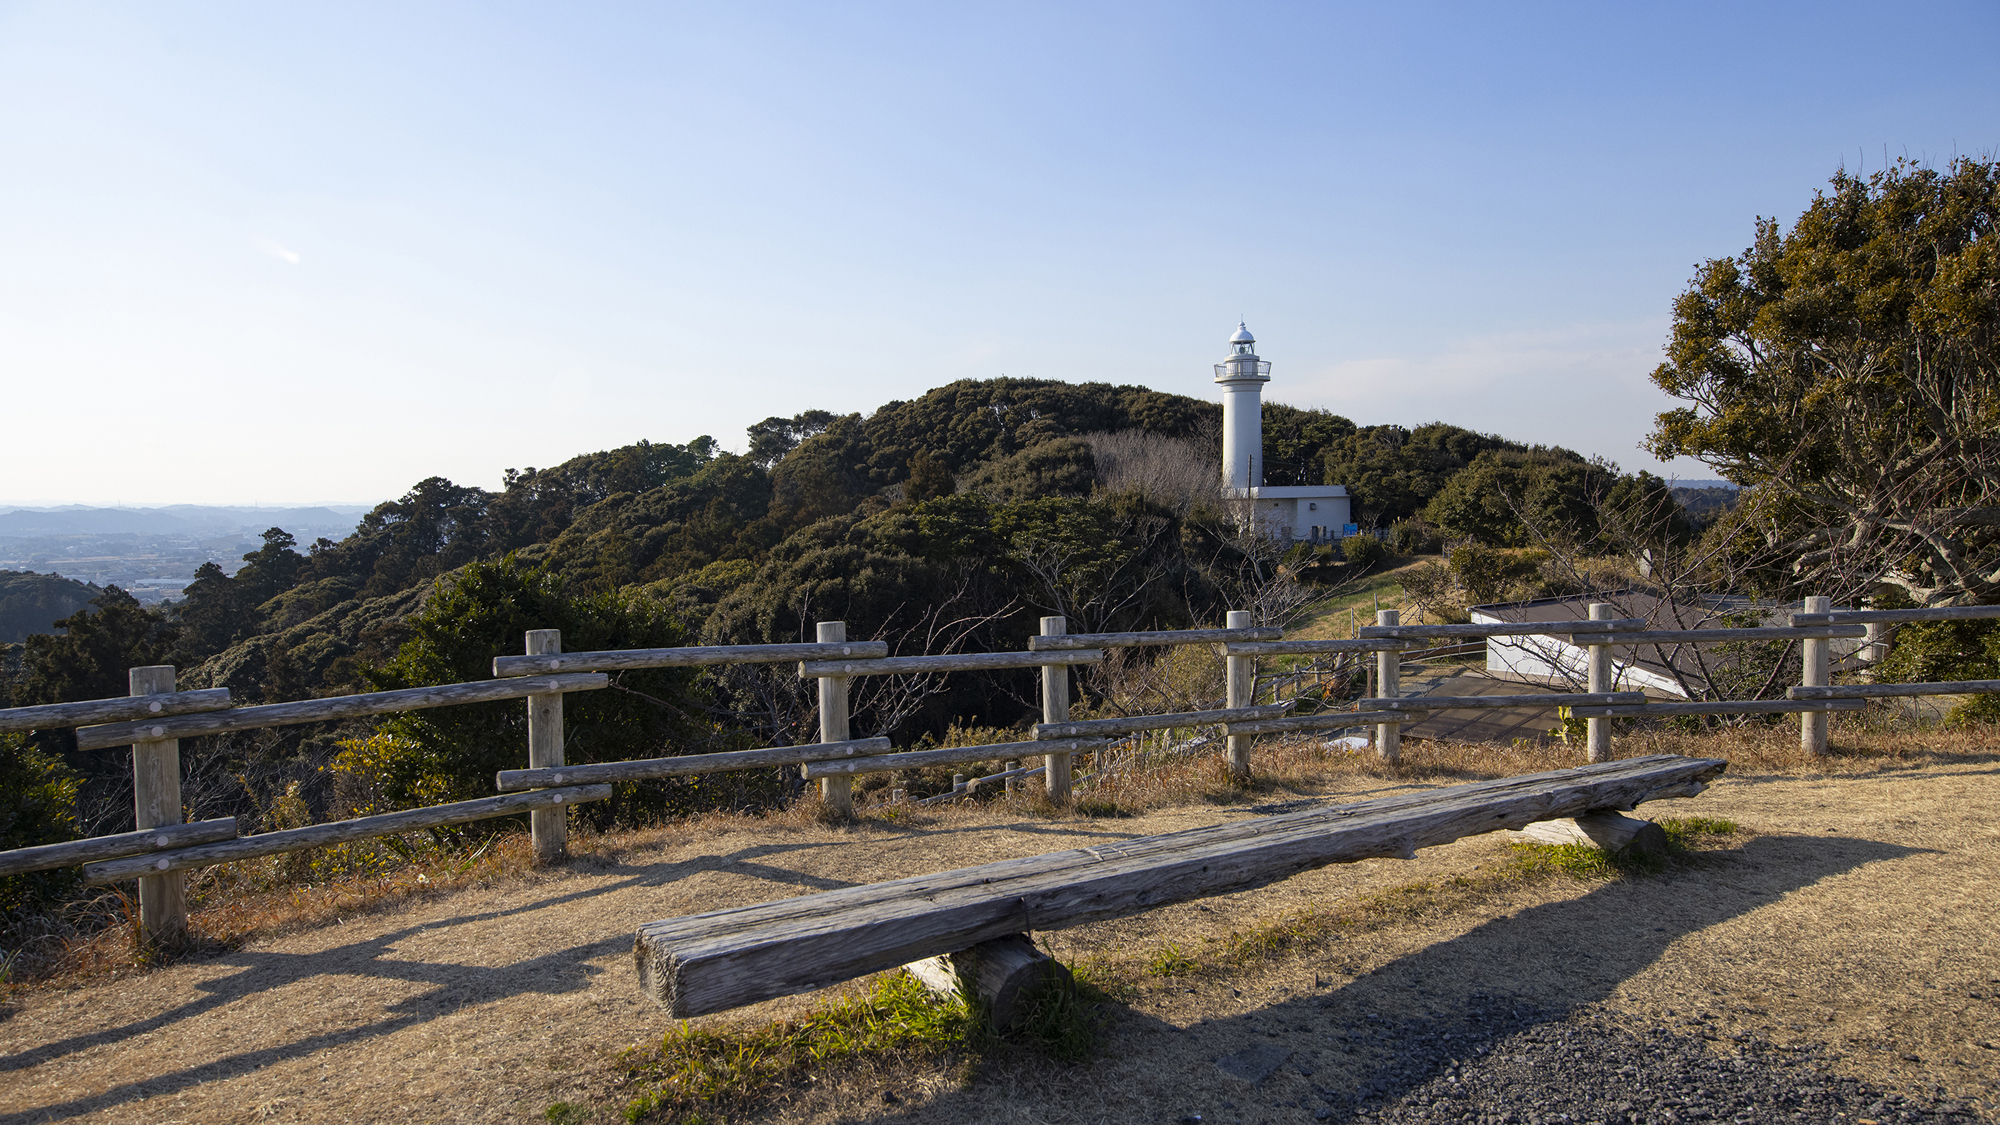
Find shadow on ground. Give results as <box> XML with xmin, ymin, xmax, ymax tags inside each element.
<box><xmin>860</xmin><ymin>832</ymin><xmax>1922</xmax><ymax>1124</ymax></box>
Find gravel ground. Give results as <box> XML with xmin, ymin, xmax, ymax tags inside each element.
<box><xmin>1195</xmin><ymin>999</ymin><xmax>1992</xmax><ymax>1125</ymax></box>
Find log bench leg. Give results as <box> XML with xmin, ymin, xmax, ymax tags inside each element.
<box><xmin>904</xmin><ymin>933</ymin><xmax>1072</xmax><ymax>1029</ymax></box>
<box><xmin>1512</xmin><ymin>810</ymin><xmax>1667</xmax><ymax>855</ymax></box>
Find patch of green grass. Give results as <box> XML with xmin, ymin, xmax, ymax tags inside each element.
<box><xmin>1006</xmin><ymin>962</ymin><xmax>1110</xmax><ymax>1063</ymax></box>
<box><xmin>1507</xmin><ymin>816</ymin><xmax>1741</xmax><ymax>880</ymax></box>
<box><xmin>1146</xmin><ymin>943</ymin><xmax>1198</xmax><ymax>977</ymax></box>
<box><xmin>544</xmin><ymin>1103</ymin><xmax>590</xmax><ymax>1125</ymax></box>
<box><xmin>1660</xmin><ymin>815</ymin><xmax>1739</xmax><ymax>844</ymax></box>
<box><xmin>620</xmin><ymin>965</ymin><xmax>1106</xmax><ymax>1123</ymax></box>
<box><xmin>1506</xmin><ymin>841</ymin><xmax>1628</xmax><ymax>878</ymax></box>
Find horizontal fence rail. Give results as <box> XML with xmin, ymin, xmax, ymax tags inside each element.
<box><xmin>1027</xmin><ymin>626</ymin><xmax>1281</xmax><ymax>651</ymax></box>
<box><xmin>1359</xmin><ymin>619</ymin><xmax>1646</xmax><ymax>639</ymax></box>
<box><xmin>0</xmin><ymin>818</ymin><xmax>240</xmax><ymax>878</ymax></box>
<box><xmin>1224</xmin><ymin>639</ymin><xmax>1407</xmax><ymax>655</ymax></box>
<box><xmin>798</xmin><ymin>650</ymin><xmax>1105</xmax><ymax>677</ymax></box>
<box><xmin>494</xmin><ymin>641</ymin><xmax>890</xmax><ymax>677</ymax></box>
<box><xmin>0</xmin><ymin>689</ymin><xmax>235</xmax><ymax>733</ymax></box>
<box><xmin>1573</xmin><ymin>699</ymin><xmax>1871</xmax><ymax>718</ymax></box>
<box><xmin>1790</xmin><ymin>680</ymin><xmax>2000</xmax><ymax>700</ymax></box>
<box><xmin>1033</xmin><ymin>703</ymin><xmax>1293</xmax><ymax>739</ymax></box>
<box><xmin>82</xmin><ymin>785</ymin><xmax>611</xmax><ymax>883</ymax></box>
<box><xmin>802</xmin><ymin>738</ymin><xmax>1105</xmax><ymax>779</ymax></box>
<box><xmin>1792</xmin><ymin>605</ymin><xmax>2000</xmax><ymax>626</ymax></box>
<box><xmin>495</xmin><ymin>738</ymin><xmax>893</xmax><ymax>791</ymax></box>
<box><xmin>75</xmin><ymin>674</ymin><xmax>609</xmax><ymax>750</ymax></box>
<box><xmin>1225</xmin><ymin>709</ymin><xmax>1431</xmax><ymax>736</ymax></box>
<box><xmin>1360</xmin><ymin>691</ymin><xmax>1649</xmax><ymax>711</ymax></box>
<box><xmin>1556</xmin><ymin>626</ymin><xmax>1868</xmax><ymax>644</ymax></box>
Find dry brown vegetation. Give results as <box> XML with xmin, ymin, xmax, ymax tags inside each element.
<box><xmin>2</xmin><ymin>718</ymin><xmax>1996</xmax><ymax>1124</ymax></box>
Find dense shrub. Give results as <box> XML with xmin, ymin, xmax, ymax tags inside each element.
<box><xmin>1340</xmin><ymin>535</ymin><xmax>1388</xmax><ymax>571</ymax></box>
<box><xmin>0</xmin><ymin>733</ymin><xmax>81</xmax><ymax>924</ymax></box>
<box><xmin>363</xmin><ymin>555</ymin><xmax>717</xmax><ymax>826</ymax></box>
<box><xmin>1873</xmin><ymin>617</ymin><xmax>2000</xmax><ymax>726</ymax></box>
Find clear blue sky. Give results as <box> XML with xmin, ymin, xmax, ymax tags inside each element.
<box><xmin>3</xmin><ymin>1</ymin><xmax>1994</xmax><ymax>506</ymax></box>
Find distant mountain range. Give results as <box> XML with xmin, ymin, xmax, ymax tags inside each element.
<box><xmin>0</xmin><ymin>504</ymin><xmax>376</xmax><ymax>538</ymax></box>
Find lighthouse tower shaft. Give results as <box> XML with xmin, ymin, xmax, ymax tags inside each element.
<box><xmin>1215</xmin><ymin>324</ymin><xmax>1271</xmax><ymax>493</ymax></box>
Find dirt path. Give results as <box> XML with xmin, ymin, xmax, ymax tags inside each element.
<box><xmin>3</xmin><ymin>756</ymin><xmax>1997</xmax><ymax>1124</ymax></box>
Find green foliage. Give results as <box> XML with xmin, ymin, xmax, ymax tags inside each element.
<box><xmin>1340</xmin><ymin>534</ymin><xmax>1387</xmax><ymax>571</ymax></box>
<box><xmin>1647</xmin><ymin>158</ymin><xmax>2000</xmax><ymax>605</ymax></box>
<box><xmin>1320</xmin><ymin>422</ymin><xmax>1525</xmax><ymax>527</ymax></box>
<box><xmin>1385</xmin><ymin>518</ymin><xmax>1442</xmax><ymax>556</ymax></box>
<box><xmin>17</xmin><ymin>586</ymin><xmax>176</xmax><ymax>709</ymax></box>
<box><xmin>859</xmin><ymin>377</ymin><xmax>1214</xmax><ymax>483</ymax></box>
<box><xmin>746</xmin><ymin>409</ymin><xmax>836</xmax><ymax>467</ymax></box>
<box><xmin>904</xmin><ymin>448</ymin><xmax>955</xmax><ymax>502</ymax></box>
<box><xmin>0</xmin><ymin>570</ymin><xmax>96</xmax><ymax>646</ymax></box>
<box><xmin>1421</xmin><ymin>448</ymin><xmax>1602</xmax><ymax>547</ymax></box>
<box><xmin>547</xmin><ymin>454</ymin><xmax>779</xmax><ymax>592</ymax></box>
<box><xmin>234</xmin><ymin>528</ymin><xmax>306</xmax><ymax>605</ymax></box>
<box><xmin>365</xmin><ymin>556</ymin><xmax>713</xmax><ymax>823</ymax></box>
<box><xmin>768</xmin><ymin>415</ymin><xmax>876</xmax><ymax>529</ymax></box>
<box><xmin>912</xmin><ymin>493</ymin><xmax>1000</xmax><ymax>559</ymax></box>
<box><xmin>1447</xmin><ymin>544</ymin><xmax>1547</xmax><ymax>605</ymax></box>
<box><xmin>170</xmin><ymin>561</ymin><xmax>256</xmax><ymax>665</ymax></box>
<box><xmin>1260</xmin><ymin>404</ymin><xmax>1356</xmax><ymax>487</ymax></box>
<box><xmin>959</xmin><ymin>437</ymin><xmax>1097</xmax><ymax>503</ymax></box>
<box><xmin>1873</xmin><ymin>618</ymin><xmax>2000</xmax><ymax>725</ymax></box>
<box><xmin>0</xmin><ymin>731</ymin><xmax>82</xmax><ymax>921</ymax></box>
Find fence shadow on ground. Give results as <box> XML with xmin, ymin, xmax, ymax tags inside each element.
<box><xmin>862</xmin><ymin>832</ymin><xmax>1922</xmax><ymax>1124</ymax></box>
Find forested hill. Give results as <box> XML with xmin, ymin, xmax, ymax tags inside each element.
<box><xmin>5</xmin><ymin>376</ymin><xmax>1685</xmax><ymax>719</ymax></box>
<box><xmin>0</xmin><ymin>571</ymin><xmax>98</xmax><ymax>644</ymax></box>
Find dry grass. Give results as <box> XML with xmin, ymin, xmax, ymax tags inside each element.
<box><xmin>4</xmin><ymin>831</ymin><xmax>550</xmax><ymax>994</ymax></box>
<box><xmin>13</xmin><ymin>713</ymin><xmax>1987</xmax><ymax>998</ymax></box>
<box><xmin>846</xmin><ymin>711</ymin><xmax>1998</xmax><ymax>829</ymax></box>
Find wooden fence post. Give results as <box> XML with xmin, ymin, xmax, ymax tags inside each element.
<box><xmin>1040</xmin><ymin>615</ymin><xmax>1073</xmax><ymax>801</ymax></box>
<box><xmin>526</xmin><ymin>629</ymin><xmax>566</xmax><ymax>863</ymax></box>
<box><xmin>1225</xmin><ymin>610</ymin><xmax>1254</xmax><ymax>778</ymax></box>
<box><xmin>1586</xmin><ymin>603</ymin><xmax>1615</xmax><ymax>763</ymax></box>
<box><xmin>1374</xmin><ymin>610</ymin><xmax>1400</xmax><ymax>763</ymax></box>
<box><xmin>129</xmin><ymin>665</ymin><xmax>186</xmax><ymax>945</ymax></box>
<box><xmin>1800</xmin><ymin>595</ymin><xmax>1831</xmax><ymax>755</ymax></box>
<box><xmin>817</xmin><ymin>621</ymin><xmax>853</xmax><ymax>815</ymax></box>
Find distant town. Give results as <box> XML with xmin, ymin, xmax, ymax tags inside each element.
<box><xmin>0</xmin><ymin>504</ymin><xmax>374</xmax><ymax>605</ymax></box>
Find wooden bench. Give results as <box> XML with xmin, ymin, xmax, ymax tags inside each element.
<box><xmin>633</xmin><ymin>754</ymin><xmax>1725</xmax><ymax>1020</ymax></box>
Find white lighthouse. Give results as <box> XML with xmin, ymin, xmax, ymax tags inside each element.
<box><xmin>1216</xmin><ymin>322</ymin><xmax>1270</xmax><ymax>491</ymax></box>
<box><xmin>1214</xmin><ymin>323</ymin><xmax>1353</xmax><ymax>541</ymax></box>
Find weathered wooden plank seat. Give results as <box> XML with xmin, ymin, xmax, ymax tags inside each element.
<box><xmin>633</xmin><ymin>754</ymin><xmax>1725</xmax><ymax>1019</ymax></box>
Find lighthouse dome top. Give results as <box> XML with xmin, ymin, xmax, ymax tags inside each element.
<box><xmin>1215</xmin><ymin>322</ymin><xmax>1271</xmax><ymax>382</ymax></box>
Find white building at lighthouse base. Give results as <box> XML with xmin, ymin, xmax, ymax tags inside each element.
<box><xmin>1234</xmin><ymin>484</ymin><xmax>1354</xmax><ymax>543</ymax></box>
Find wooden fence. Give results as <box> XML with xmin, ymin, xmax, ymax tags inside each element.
<box><xmin>2</xmin><ymin>599</ymin><xmax>1995</xmax><ymax>944</ymax></box>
